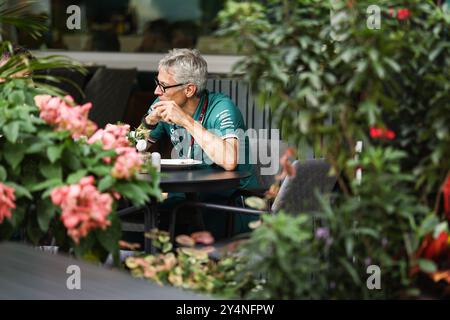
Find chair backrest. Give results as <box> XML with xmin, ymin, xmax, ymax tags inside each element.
<box><xmin>205</xmin><ymin>78</ymin><xmax>273</xmax><ymax>134</ymax></box>
<box><xmin>248</xmin><ymin>137</ymin><xmax>289</xmax><ymax>190</ymax></box>
<box><xmin>83</xmin><ymin>67</ymin><xmax>137</xmax><ymax>128</ymax></box>
<box><xmin>271</xmin><ymin>159</ymin><xmax>336</xmax><ymax>214</ymax></box>
<box><xmin>39</xmin><ymin>68</ymin><xmax>89</xmax><ymax>104</ymax></box>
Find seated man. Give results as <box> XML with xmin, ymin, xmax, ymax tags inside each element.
<box><xmin>141</xmin><ymin>48</ymin><xmax>259</xmax><ymax>239</ymax></box>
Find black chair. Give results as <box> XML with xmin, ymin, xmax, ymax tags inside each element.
<box><xmin>83</xmin><ymin>67</ymin><xmax>137</xmax><ymax>128</ymax></box>
<box><xmin>170</xmin><ymin>159</ymin><xmax>337</xmax><ymax>243</ymax></box>
<box><xmin>223</xmin><ymin>137</ymin><xmax>290</xmax><ymax>236</ymax></box>
<box><xmin>36</xmin><ymin>68</ymin><xmax>89</xmax><ymax>104</ymax></box>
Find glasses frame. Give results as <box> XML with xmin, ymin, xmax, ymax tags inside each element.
<box><xmin>154</xmin><ymin>77</ymin><xmax>187</xmax><ymax>93</ymax></box>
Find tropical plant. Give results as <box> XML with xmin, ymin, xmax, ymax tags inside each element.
<box><xmin>217</xmin><ymin>0</ymin><xmax>450</xmax><ymax>298</ymax></box>
<box><xmin>0</xmin><ymin>2</ymin><xmax>161</xmax><ymax>264</ymax></box>
<box><xmin>0</xmin><ymin>1</ymin><xmax>86</xmax><ymax>95</ymax></box>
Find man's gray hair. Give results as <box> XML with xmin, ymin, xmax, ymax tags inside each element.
<box><xmin>158</xmin><ymin>48</ymin><xmax>208</xmax><ymax>96</ymax></box>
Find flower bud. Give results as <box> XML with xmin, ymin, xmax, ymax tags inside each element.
<box><xmin>136</xmin><ymin>139</ymin><xmax>148</xmax><ymax>152</ymax></box>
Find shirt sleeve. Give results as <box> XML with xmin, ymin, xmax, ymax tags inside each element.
<box><xmin>211</xmin><ymin>102</ymin><xmax>244</xmax><ymax>140</ymax></box>
<box><xmin>148</xmin><ymin>122</ymin><xmax>166</xmax><ymax>143</ymax></box>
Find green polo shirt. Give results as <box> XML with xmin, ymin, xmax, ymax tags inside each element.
<box><xmin>148</xmin><ymin>91</ymin><xmax>259</xmax><ymax>191</ymax></box>
<box><xmin>148</xmin><ymin>92</ymin><xmax>260</xmax><ymax>239</ymax></box>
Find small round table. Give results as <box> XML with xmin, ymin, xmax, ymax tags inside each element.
<box><xmin>160</xmin><ymin>167</ymin><xmax>251</xmax><ymax>193</ymax></box>
<box><xmin>139</xmin><ymin>167</ymin><xmax>251</xmax><ymax>253</ymax></box>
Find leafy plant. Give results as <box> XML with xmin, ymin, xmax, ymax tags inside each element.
<box><xmin>0</xmin><ymin>2</ymin><xmax>161</xmax><ymax>264</ymax></box>
<box><xmin>125</xmin><ymin>229</ymin><xmax>259</xmax><ymax>298</ymax></box>
<box><xmin>237</xmin><ymin>212</ymin><xmax>328</xmax><ymax>299</ymax></box>
<box><xmin>0</xmin><ymin>80</ymin><xmax>161</xmax><ymax>264</ymax></box>
<box><xmin>217</xmin><ymin>0</ymin><xmax>450</xmax><ymax>298</ymax></box>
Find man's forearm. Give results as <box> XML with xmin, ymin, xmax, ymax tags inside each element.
<box><xmin>183</xmin><ymin>118</ymin><xmax>238</xmax><ymax>171</ymax></box>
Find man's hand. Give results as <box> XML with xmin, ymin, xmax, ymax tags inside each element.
<box><xmin>144</xmin><ymin>107</ymin><xmax>162</xmax><ymax>126</ymax></box>
<box><xmin>153</xmin><ymin>100</ymin><xmax>191</xmax><ymax>127</ymax></box>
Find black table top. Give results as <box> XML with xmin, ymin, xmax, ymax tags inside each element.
<box><xmin>0</xmin><ymin>242</ymin><xmax>208</xmax><ymax>300</ymax></box>
<box><xmin>141</xmin><ymin>167</ymin><xmax>251</xmax><ymax>193</ymax></box>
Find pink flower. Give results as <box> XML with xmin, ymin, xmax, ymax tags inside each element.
<box><xmin>397</xmin><ymin>9</ymin><xmax>411</xmax><ymax>21</ymax></box>
<box><xmin>34</xmin><ymin>95</ymin><xmax>52</xmax><ymax>109</ymax></box>
<box><xmin>50</xmin><ymin>176</ymin><xmax>113</xmax><ymax>244</ymax></box>
<box><xmin>388</xmin><ymin>8</ymin><xmax>396</xmax><ymax>18</ymax></box>
<box><xmin>37</xmin><ymin>96</ymin><xmax>61</xmax><ymax>125</ymax></box>
<box><xmin>111</xmin><ymin>147</ymin><xmax>143</xmax><ymax>179</ymax></box>
<box><xmin>88</xmin><ymin>124</ymin><xmax>131</xmax><ymax>151</ymax></box>
<box><xmin>275</xmin><ymin>147</ymin><xmax>296</xmax><ymax>181</ymax></box>
<box><xmin>112</xmin><ymin>191</ymin><xmax>121</xmax><ymax>200</ymax></box>
<box><xmin>34</xmin><ymin>94</ymin><xmax>97</xmax><ymax>139</ymax></box>
<box><xmin>0</xmin><ymin>183</ymin><xmax>16</xmax><ymax>223</ymax></box>
<box><xmin>190</xmin><ymin>231</ymin><xmax>215</xmax><ymax>245</ymax></box>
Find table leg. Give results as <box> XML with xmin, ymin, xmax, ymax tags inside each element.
<box><xmin>144</xmin><ymin>200</ymin><xmax>158</xmax><ymax>254</ymax></box>
<box><xmin>186</xmin><ymin>193</ymin><xmax>205</xmax><ymax>231</ymax></box>
<box><xmin>168</xmin><ymin>193</ymin><xmax>205</xmax><ymax>242</ymax></box>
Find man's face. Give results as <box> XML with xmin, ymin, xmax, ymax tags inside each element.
<box><xmin>154</xmin><ymin>67</ymin><xmax>188</xmax><ymax>107</ymax></box>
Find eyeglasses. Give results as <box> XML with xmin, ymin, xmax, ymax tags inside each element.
<box><xmin>154</xmin><ymin>77</ymin><xmax>187</xmax><ymax>93</ymax></box>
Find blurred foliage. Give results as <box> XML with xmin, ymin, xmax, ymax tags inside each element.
<box><xmin>126</xmin><ymin>229</ymin><xmax>259</xmax><ymax>298</ymax></box>
<box><xmin>217</xmin><ymin>0</ymin><xmax>450</xmax><ymax>298</ymax></box>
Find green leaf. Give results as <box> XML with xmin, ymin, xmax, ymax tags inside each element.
<box><xmin>47</xmin><ymin>145</ymin><xmax>63</xmax><ymax>163</ymax></box>
<box><xmin>358</xmin><ymin>101</ymin><xmax>380</xmax><ymax>126</ymax></box>
<box><xmin>383</xmin><ymin>57</ymin><xmax>401</xmax><ymax>73</ymax></box>
<box><xmin>433</xmin><ymin>222</ymin><xmax>448</xmax><ymax>238</ymax></box>
<box><xmin>417</xmin><ymin>259</ymin><xmax>437</xmax><ymax>273</ymax></box>
<box><xmin>8</xmin><ymin>90</ymin><xmax>26</xmax><ymax>105</ymax></box>
<box><xmin>3</xmin><ymin>121</ymin><xmax>20</xmax><ymax>143</ymax></box>
<box><xmin>39</xmin><ymin>161</ymin><xmax>62</xmax><ymax>180</ymax></box>
<box><xmin>66</xmin><ymin>170</ymin><xmax>88</xmax><ymax>184</ymax></box>
<box><xmin>36</xmin><ymin>199</ymin><xmax>56</xmax><ymax>232</ymax></box>
<box><xmin>345</xmin><ymin>236</ymin><xmax>354</xmax><ymax>257</ymax></box>
<box><xmin>26</xmin><ymin>216</ymin><xmax>44</xmax><ymax>245</ymax></box>
<box><xmin>72</xmin><ymin>233</ymin><xmax>96</xmax><ymax>259</ymax></box>
<box><xmin>353</xmin><ymin>227</ymin><xmax>379</xmax><ymax>238</ymax></box>
<box><xmin>89</xmin><ymin>166</ymin><xmax>112</xmax><ymax>176</ymax></box>
<box><xmin>26</xmin><ymin>138</ymin><xmax>51</xmax><ymax>154</ymax></box>
<box><xmin>0</xmin><ymin>165</ymin><xmax>7</xmax><ymax>181</ymax></box>
<box><xmin>98</xmin><ymin>175</ymin><xmax>115</xmax><ymax>192</ymax></box>
<box><xmin>418</xmin><ymin>214</ymin><xmax>440</xmax><ymax>238</ymax></box>
<box><xmin>162</xmin><ymin>242</ymin><xmax>173</xmax><ymax>253</ymax></box>
<box><xmin>29</xmin><ymin>178</ymin><xmax>62</xmax><ymax>192</ymax></box>
<box><xmin>61</xmin><ymin>149</ymin><xmax>82</xmax><ymax>171</ymax></box>
<box><xmin>10</xmin><ymin>205</ymin><xmax>26</xmax><ymax>227</ymax></box>
<box><xmin>96</xmin><ymin>214</ymin><xmax>121</xmax><ymax>254</ymax></box>
<box><xmin>41</xmin><ymin>187</ymin><xmax>54</xmax><ymax>200</ymax></box>
<box><xmin>3</xmin><ymin>144</ymin><xmax>26</xmax><ymax>169</ymax></box>
<box><xmin>133</xmin><ymin>180</ymin><xmax>162</xmax><ymax>201</ymax></box>
<box><xmin>339</xmin><ymin>257</ymin><xmax>361</xmax><ymax>285</ymax></box>
<box><xmin>372</xmin><ymin>60</ymin><xmax>385</xmax><ymax>79</ymax></box>
<box><xmin>245</xmin><ymin>196</ymin><xmax>267</xmax><ymax>210</ymax></box>
<box><xmin>6</xmin><ymin>182</ymin><xmax>32</xmax><ymax>199</ymax></box>
<box><xmin>114</xmin><ymin>183</ymin><xmax>149</xmax><ymax>205</ymax></box>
